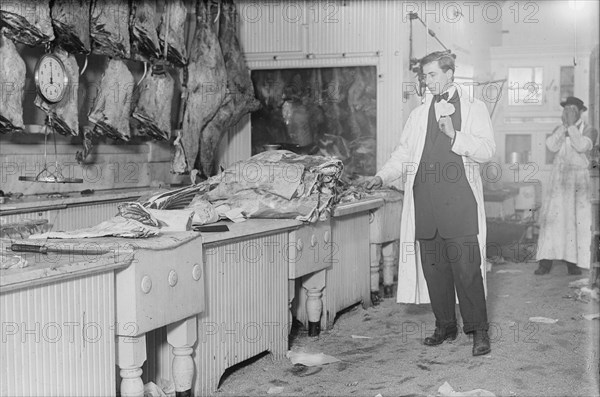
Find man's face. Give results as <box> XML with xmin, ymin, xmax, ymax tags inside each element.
<box><xmin>422</xmin><ymin>61</ymin><xmax>453</xmax><ymax>95</ymax></box>
<box><xmin>562</xmin><ymin>104</ymin><xmax>582</xmax><ymax>123</ymax></box>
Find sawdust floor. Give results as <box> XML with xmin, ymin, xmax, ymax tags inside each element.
<box><xmin>214</xmin><ymin>261</ymin><xmax>600</xmax><ymax>397</ymax></box>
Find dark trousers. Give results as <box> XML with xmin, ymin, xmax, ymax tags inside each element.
<box><xmin>419</xmin><ymin>231</ymin><xmax>488</xmax><ymax>334</ymax></box>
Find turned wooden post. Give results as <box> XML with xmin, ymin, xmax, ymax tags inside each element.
<box><xmin>306</xmin><ymin>288</ymin><xmax>323</xmax><ymax>336</ymax></box>
<box><xmin>117</xmin><ymin>335</ymin><xmax>147</xmax><ymax>397</ymax></box>
<box><xmin>382</xmin><ymin>241</ymin><xmax>398</xmax><ymax>298</ymax></box>
<box><xmin>302</xmin><ymin>269</ymin><xmax>326</xmax><ymax>336</ymax></box>
<box><xmin>370</xmin><ymin>243</ymin><xmax>382</xmax><ymax>304</ymax></box>
<box><xmin>167</xmin><ymin>317</ymin><xmax>198</xmax><ymax>397</ymax></box>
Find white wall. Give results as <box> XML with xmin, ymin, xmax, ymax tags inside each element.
<box><xmin>218</xmin><ymin>0</ymin><xmax>503</xmax><ymax>172</ymax></box>
<box><xmin>220</xmin><ymin>0</ymin><xmax>407</xmax><ymax>172</ymax></box>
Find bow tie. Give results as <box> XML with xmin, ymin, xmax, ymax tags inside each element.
<box><xmin>435</xmin><ymin>92</ymin><xmax>450</xmax><ymax>102</ymax></box>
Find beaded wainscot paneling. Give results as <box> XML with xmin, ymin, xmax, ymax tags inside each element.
<box><xmin>0</xmin><ymin>272</ymin><xmax>116</xmax><ymax>397</ymax></box>
<box><xmin>144</xmin><ymin>231</ymin><xmax>289</xmax><ymax>395</ymax></box>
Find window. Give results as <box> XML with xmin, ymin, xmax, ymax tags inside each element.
<box><xmin>508</xmin><ymin>67</ymin><xmax>543</xmax><ymax>106</ymax></box>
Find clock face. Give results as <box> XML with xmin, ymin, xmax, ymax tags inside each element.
<box><xmin>35</xmin><ymin>54</ymin><xmax>69</xmax><ymax>104</ymax></box>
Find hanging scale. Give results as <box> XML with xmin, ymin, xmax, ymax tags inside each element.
<box><xmin>19</xmin><ymin>48</ymin><xmax>83</xmax><ymax>183</ymax></box>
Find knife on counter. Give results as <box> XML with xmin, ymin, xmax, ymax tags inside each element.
<box><xmin>10</xmin><ymin>243</ymin><xmax>113</xmax><ymax>256</ymax></box>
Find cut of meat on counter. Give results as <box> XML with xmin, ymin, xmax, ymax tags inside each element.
<box><xmin>0</xmin><ymin>0</ymin><xmax>54</xmax><ymax>46</ymax></box>
<box><xmin>90</xmin><ymin>0</ymin><xmax>130</xmax><ymax>59</ymax></box>
<box><xmin>198</xmin><ymin>0</ymin><xmax>261</xmax><ymax>177</ymax></box>
<box><xmin>50</xmin><ymin>0</ymin><xmax>92</xmax><ymax>54</ymax></box>
<box><xmin>0</xmin><ymin>30</ymin><xmax>25</xmax><ymax>134</ymax></box>
<box><xmin>131</xmin><ymin>0</ymin><xmax>161</xmax><ymax>62</ymax></box>
<box><xmin>34</xmin><ymin>49</ymin><xmax>80</xmax><ymax>137</ymax></box>
<box><xmin>88</xmin><ymin>59</ymin><xmax>134</xmax><ymax>141</ymax></box>
<box><xmin>158</xmin><ymin>0</ymin><xmax>188</xmax><ymax>67</ymax></box>
<box><xmin>178</xmin><ymin>0</ymin><xmax>227</xmax><ymax>174</ymax></box>
<box><xmin>132</xmin><ymin>70</ymin><xmax>174</xmax><ymax>141</ymax></box>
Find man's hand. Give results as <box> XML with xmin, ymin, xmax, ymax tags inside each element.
<box><xmin>364</xmin><ymin>176</ymin><xmax>383</xmax><ymax>190</ymax></box>
<box><xmin>562</xmin><ymin>106</ymin><xmax>579</xmax><ymax>127</ymax></box>
<box><xmin>439</xmin><ymin>116</ymin><xmax>456</xmax><ymax>139</ymax></box>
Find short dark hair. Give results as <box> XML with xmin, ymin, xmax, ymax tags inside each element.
<box><xmin>420</xmin><ymin>51</ymin><xmax>456</xmax><ymax>73</ymax></box>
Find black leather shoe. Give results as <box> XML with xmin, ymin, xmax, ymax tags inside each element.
<box><xmin>423</xmin><ymin>326</ymin><xmax>458</xmax><ymax>346</ymax></box>
<box><xmin>534</xmin><ymin>260</ymin><xmax>552</xmax><ymax>275</ymax></box>
<box><xmin>472</xmin><ymin>330</ymin><xmax>491</xmax><ymax>356</ymax></box>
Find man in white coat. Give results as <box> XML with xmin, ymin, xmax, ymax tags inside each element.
<box><xmin>366</xmin><ymin>51</ymin><xmax>496</xmax><ymax>356</ymax></box>
<box><xmin>534</xmin><ymin>96</ymin><xmax>598</xmax><ymax>275</ymax></box>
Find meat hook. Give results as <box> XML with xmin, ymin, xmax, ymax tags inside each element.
<box><xmin>79</xmin><ymin>55</ymin><xmax>88</xmax><ymax>76</ymax></box>
<box><xmin>213</xmin><ymin>0</ymin><xmax>221</xmax><ymax>24</ymax></box>
<box><xmin>137</xmin><ymin>62</ymin><xmax>148</xmax><ymax>87</ymax></box>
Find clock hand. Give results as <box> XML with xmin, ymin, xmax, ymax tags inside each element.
<box><xmin>50</xmin><ymin>61</ymin><xmax>54</xmax><ymax>84</ymax></box>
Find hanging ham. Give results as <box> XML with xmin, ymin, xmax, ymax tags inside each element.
<box><xmin>132</xmin><ymin>70</ymin><xmax>174</xmax><ymax>141</ymax></box>
<box><xmin>51</xmin><ymin>0</ymin><xmax>91</xmax><ymax>54</ymax></box>
<box><xmin>178</xmin><ymin>0</ymin><xmax>227</xmax><ymax>173</ymax></box>
<box><xmin>131</xmin><ymin>0</ymin><xmax>161</xmax><ymax>62</ymax></box>
<box><xmin>198</xmin><ymin>0</ymin><xmax>260</xmax><ymax>176</ymax></box>
<box><xmin>0</xmin><ymin>0</ymin><xmax>54</xmax><ymax>46</ymax></box>
<box><xmin>158</xmin><ymin>0</ymin><xmax>188</xmax><ymax>67</ymax></box>
<box><xmin>88</xmin><ymin>59</ymin><xmax>134</xmax><ymax>141</ymax></box>
<box><xmin>90</xmin><ymin>0</ymin><xmax>130</xmax><ymax>58</ymax></box>
<box><xmin>0</xmin><ymin>30</ymin><xmax>25</xmax><ymax>134</ymax></box>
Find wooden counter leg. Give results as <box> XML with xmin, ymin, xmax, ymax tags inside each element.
<box><xmin>303</xmin><ymin>270</ymin><xmax>326</xmax><ymax>336</ymax></box>
<box><xmin>370</xmin><ymin>243</ymin><xmax>382</xmax><ymax>305</ymax></box>
<box><xmin>167</xmin><ymin>317</ymin><xmax>198</xmax><ymax>397</ymax></box>
<box><xmin>117</xmin><ymin>335</ymin><xmax>147</xmax><ymax>397</ymax></box>
<box><xmin>382</xmin><ymin>241</ymin><xmax>398</xmax><ymax>298</ymax></box>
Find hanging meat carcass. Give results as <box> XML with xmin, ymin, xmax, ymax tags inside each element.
<box><xmin>0</xmin><ymin>0</ymin><xmax>54</xmax><ymax>46</ymax></box>
<box><xmin>132</xmin><ymin>70</ymin><xmax>174</xmax><ymax>141</ymax></box>
<box><xmin>0</xmin><ymin>30</ymin><xmax>26</xmax><ymax>134</ymax></box>
<box><xmin>50</xmin><ymin>0</ymin><xmax>91</xmax><ymax>54</ymax></box>
<box><xmin>88</xmin><ymin>59</ymin><xmax>134</xmax><ymax>141</ymax></box>
<box><xmin>34</xmin><ymin>49</ymin><xmax>79</xmax><ymax>137</ymax></box>
<box><xmin>131</xmin><ymin>0</ymin><xmax>161</xmax><ymax>62</ymax></box>
<box><xmin>158</xmin><ymin>0</ymin><xmax>188</xmax><ymax>67</ymax></box>
<box><xmin>179</xmin><ymin>0</ymin><xmax>227</xmax><ymax>174</ymax></box>
<box><xmin>218</xmin><ymin>0</ymin><xmax>261</xmax><ymax>121</ymax></box>
<box><xmin>90</xmin><ymin>0</ymin><xmax>130</xmax><ymax>58</ymax></box>
<box><xmin>197</xmin><ymin>0</ymin><xmax>260</xmax><ymax>176</ymax></box>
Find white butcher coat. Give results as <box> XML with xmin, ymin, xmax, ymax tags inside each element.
<box><xmin>535</xmin><ymin>120</ymin><xmax>596</xmax><ymax>269</ymax></box>
<box><xmin>376</xmin><ymin>92</ymin><xmax>496</xmax><ymax>304</ymax></box>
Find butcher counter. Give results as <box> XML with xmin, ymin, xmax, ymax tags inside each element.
<box><xmin>0</xmin><ymin>242</ymin><xmax>134</xmax><ymax>396</ymax></box>
<box><xmin>1</xmin><ymin>197</ymin><xmax>389</xmax><ymax>396</ymax></box>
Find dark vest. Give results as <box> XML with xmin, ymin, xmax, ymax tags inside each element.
<box><xmin>413</xmin><ymin>91</ymin><xmax>478</xmax><ymax>239</ymax></box>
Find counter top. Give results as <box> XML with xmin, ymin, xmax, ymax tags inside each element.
<box><xmin>201</xmin><ymin>219</ymin><xmax>302</xmax><ymax>246</ymax></box>
<box><xmin>0</xmin><ymin>187</ymin><xmax>163</xmax><ymax>215</ymax></box>
<box><xmin>0</xmin><ymin>232</ymin><xmax>201</xmax><ymax>292</ymax></box>
<box><xmin>1</xmin><ymin>248</ymin><xmax>134</xmax><ymax>293</ymax></box>
<box><xmin>0</xmin><ymin>212</ymin><xmax>372</xmax><ymax>291</ymax></box>
<box><xmin>332</xmin><ymin>198</ymin><xmax>384</xmax><ymax>217</ymax></box>
<box><xmin>0</xmin><ymin>219</ymin><xmax>303</xmax><ymax>291</ymax></box>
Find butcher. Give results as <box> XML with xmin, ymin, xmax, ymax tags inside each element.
<box><xmin>365</xmin><ymin>51</ymin><xmax>496</xmax><ymax>357</ymax></box>
<box><xmin>534</xmin><ymin>96</ymin><xmax>598</xmax><ymax>275</ymax></box>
